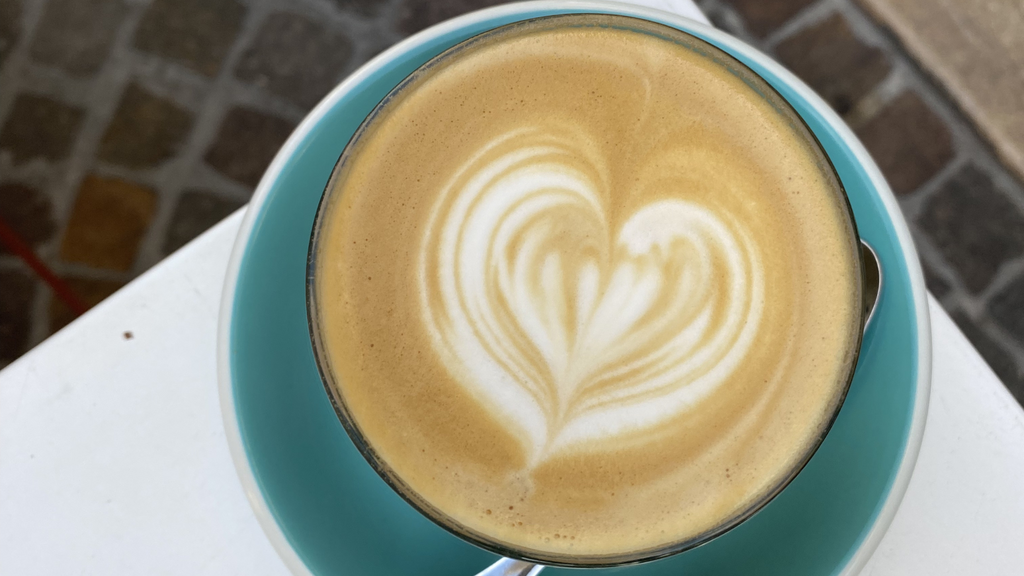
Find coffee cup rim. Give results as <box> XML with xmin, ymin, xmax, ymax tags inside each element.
<box><xmin>305</xmin><ymin>11</ymin><xmax>868</xmax><ymax>568</ymax></box>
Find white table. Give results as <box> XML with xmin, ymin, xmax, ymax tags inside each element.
<box><xmin>3</xmin><ymin>2</ymin><xmax>1024</xmax><ymax>574</ymax></box>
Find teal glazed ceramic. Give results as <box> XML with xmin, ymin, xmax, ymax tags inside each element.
<box><xmin>217</xmin><ymin>3</ymin><xmax>931</xmax><ymax>575</ymax></box>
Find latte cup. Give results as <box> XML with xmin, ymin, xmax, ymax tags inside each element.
<box><xmin>307</xmin><ymin>12</ymin><xmax>869</xmax><ymax>568</ymax></box>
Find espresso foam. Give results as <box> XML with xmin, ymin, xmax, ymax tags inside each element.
<box><xmin>314</xmin><ymin>16</ymin><xmax>861</xmax><ymax>559</ymax></box>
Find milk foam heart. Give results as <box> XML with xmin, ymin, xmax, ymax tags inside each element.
<box><xmin>419</xmin><ymin>127</ymin><xmax>765</xmax><ymax>465</ymax></box>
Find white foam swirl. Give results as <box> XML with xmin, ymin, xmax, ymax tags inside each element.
<box><xmin>418</xmin><ymin>127</ymin><xmax>764</xmax><ymax>465</ymax></box>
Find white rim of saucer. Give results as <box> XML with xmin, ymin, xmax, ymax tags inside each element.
<box><xmin>216</xmin><ymin>2</ymin><xmax>932</xmax><ymax>575</ymax></box>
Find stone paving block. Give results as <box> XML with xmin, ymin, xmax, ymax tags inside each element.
<box><xmin>0</xmin><ymin>93</ymin><xmax>84</xmax><ymax>164</ymax></box>
<box><xmin>0</xmin><ymin>269</ymin><xmax>36</xmax><ymax>364</ymax></box>
<box><xmin>919</xmin><ymin>164</ymin><xmax>1024</xmax><ymax>294</ymax></box>
<box><xmin>700</xmin><ymin>6</ymin><xmax>735</xmax><ymax>33</ymax></box>
<box><xmin>98</xmin><ymin>83</ymin><xmax>194</xmax><ymax>169</ymax></box>
<box><xmin>204</xmin><ymin>107</ymin><xmax>294</xmax><ymax>187</ymax></box>
<box><xmin>952</xmin><ymin>310</ymin><xmax>1024</xmax><ymax>404</ymax></box>
<box><xmin>921</xmin><ymin>260</ymin><xmax>951</xmax><ymax>298</ymax></box>
<box><xmin>775</xmin><ymin>14</ymin><xmax>891</xmax><ymax>116</ymax></box>
<box><xmin>0</xmin><ymin>0</ymin><xmax>21</xmax><ymax>68</ymax></box>
<box><xmin>48</xmin><ymin>275</ymin><xmax>124</xmax><ymax>333</ymax></box>
<box><xmin>60</xmin><ymin>174</ymin><xmax>157</xmax><ymax>272</ymax></box>
<box><xmin>990</xmin><ymin>274</ymin><xmax>1024</xmax><ymax>346</ymax></box>
<box><xmin>163</xmin><ymin>190</ymin><xmax>244</xmax><ymax>255</ymax></box>
<box><xmin>0</xmin><ymin>183</ymin><xmax>55</xmax><ymax>255</ymax></box>
<box><xmin>235</xmin><ymin>12</ymin><xmax>353</xmax><ymax>109</ymax></box>
<box><xmin>133</xmin><ymin>0</ymin><xmax>246</xmax><ymax>77</ymax></box>
<box><xmin>855</xmin><ymin>91</ymin><xmax>954</xmax><ymax>195</ymax></box>
<box><xmin>721</xmin><ymin>0</ymin><xmax>815</xmax><ymax>38</ymax></box>
<box><xmin>29</xmin><ymin>0</ymin><xmax>126</xmax><ymax>75</ymax></box>
<box><xmin>397</xmin><ymin>0</ymin><xmax>507</xmax><ymax>36</ymax></box>
<box><xmin>331</xmin><ymin>0</ymin><xmax>387</xmax><ymax>17</ymax></box>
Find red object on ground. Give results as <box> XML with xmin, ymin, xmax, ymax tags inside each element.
<box><xmin>0</xmin><ymin>215</ymin><xmax>89</xmax><ymax>317</ymax></box>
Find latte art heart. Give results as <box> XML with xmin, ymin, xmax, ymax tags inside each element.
<box><xmin>419</xmin><ymin>128</ymin><xmax>765</xmax><ymax>464</ymax></box>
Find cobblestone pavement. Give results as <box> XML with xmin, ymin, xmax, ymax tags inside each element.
<box><xmin>1</xmin><ymin>0</ymin><xmax>1023</xmax><ymax>404</ymax></box>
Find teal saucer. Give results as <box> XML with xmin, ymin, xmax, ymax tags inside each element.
<box><xmin>217</xmin><ymin>2</ymin><xmax>931</xmax><ymax>575</ymax></box>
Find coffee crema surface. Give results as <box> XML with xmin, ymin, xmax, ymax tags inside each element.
<box><xmin>312</xmin><ymin>16</ymin><xmax>861</xmax><ymax>559</ymax></box>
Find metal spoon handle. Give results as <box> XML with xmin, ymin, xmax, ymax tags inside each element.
<box><xmin>861</xmin><ymin>240</ymin><xmax>882</xmax><ymax>331</ymax></box>
<box><xmin>475</xmin><ymin>557</ymin><xmax>545</xmax><ymax>576</ymax></box>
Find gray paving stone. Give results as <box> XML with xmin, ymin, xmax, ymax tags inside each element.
<box><xmin>29</xmin><ymin>0</ymin><xmax>127</xmax><ymax>75</ymax></box>
<box><xmin>919</xmin><ymin>164</ymin><xmax>1024</xmax><ymax>294</ymax></box>
<box><xmin>0</xmin><ymin>0</ymin><xmax>21</xmax><ymax>68</ymax></box>
<box><xmin>98</xmin><ymin>83</ymin><xmax>194</xmax><ymax>169</ymax></box>
<box><xmin>133</xmin><ymin>0</ymin><xmax>246</xmax><ymax>77</ymax></box>
<box><xmin>235</xmin><ymin>12</ymin><xmax>353</xmax><ymax>109</ymax></box>
<box><xmin>775</xmin><ymin>14</ymin><xmax>891</xmax><ymax>116</ymax></box>
<box><xmin>397</xmin><ymin>0</ymin><xmax>507</xmax><ymax>36</ymax></box>
<box><xmin>163</xmin><ymin>190</ymin><xmax>244</xmax><ymax>254</ymax></box>
<box><xmin>921</xmin><ymin>260</ymin><xmax>951</xmax><ymax>299</ymax></box>
<box><xmin>0</xmin><ymin>93</ymin><xmax>85</xmax><ymax>164</ymax></box>
<box><xmin>0</xmin><ymin>269</ymin><xmax>36</xmax><ymax>364</ymax></box>
<box><xmin>0</xmin><ymin>182</ymin><xmax>56</xmax><ymax>255</ymax></box>
<box><xmin>990</xmin><ymin>274</ymin><xmax>1024</xmax><ymax>347</ymax></box>
<box><xmin>855</xmin><ymin>91</ymin><xmax>954</xmax><ymax>195</ymax></box>
<box><xmin>203</xmin><ymin>107</ymin><xmax>294</xmax><ymax>187</ymax></box>
<box><xmin>700</xmin><ymin>5</ymin><xmax>737</xmax><ymax>33</ymax></box>
<box><xmin>330</xmin><ymin>0</ymin><xmax>389</xmax><ymax>17</ymax></box>
<box><xmin>720</xmin><ymin>0</ymin><xmax>816</xmax><ymax>38</ymax></box>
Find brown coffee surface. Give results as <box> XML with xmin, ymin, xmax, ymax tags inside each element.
<box><xmin>313</xmin><ymin>16</ymin><xmax>861</xmax><ymax>559</ymax></box>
